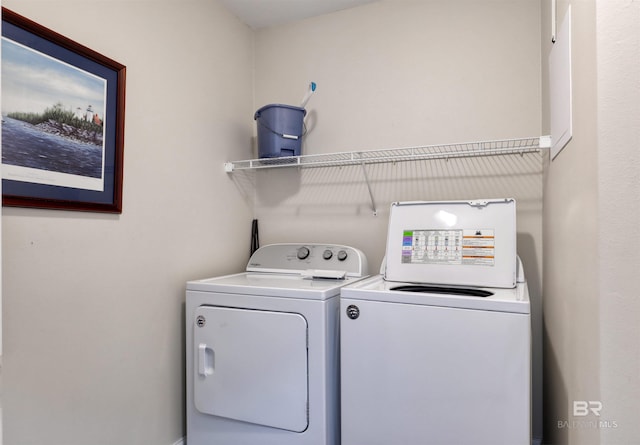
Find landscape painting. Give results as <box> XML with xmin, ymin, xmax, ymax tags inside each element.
<box><xmin>2</xmin><ymin>37</ymin><xmax>107</xmax><ymax>192</ymax></box>
<box><xmin>1</xmin><ymin>7</ymin><xmax>126</xmax><ymax>213</ymax></box>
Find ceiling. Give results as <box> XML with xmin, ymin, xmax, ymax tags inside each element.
<box><xmin>219</xmin><ymin>0</ymin><xmax>378</xmax><ymax>29</ymax></box>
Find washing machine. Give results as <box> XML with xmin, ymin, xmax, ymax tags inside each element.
<box><xmin>340</xmin><ymin>199</ymin><xmax>531</xmax><ymax>445</ymax></box>
<box><xmin>186</xmin><ymin>243</ymin><xmax>368</xmax><ymax>445</ymax></box>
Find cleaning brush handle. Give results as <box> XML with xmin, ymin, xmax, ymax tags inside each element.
<box><xmin>300</xmin><ymin>82</ymin><xmax>317</xmax><ymax>108</ymax></box>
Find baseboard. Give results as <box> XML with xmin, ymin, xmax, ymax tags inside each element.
<box><xmin>177</xmin><ymin>435</ymin><xmax>536</xmax><ymax>445</ymax></box>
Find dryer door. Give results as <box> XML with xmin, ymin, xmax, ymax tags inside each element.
<box><xmin>193</xmin><ymin>306</ymin><xmax>309</xmax><ymax>432</ymax></box>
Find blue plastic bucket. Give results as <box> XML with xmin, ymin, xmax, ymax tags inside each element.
<box><xmin>254</xmin><ymin>104</ymin><xmax>307</xmax><ymax>158</ymax></box>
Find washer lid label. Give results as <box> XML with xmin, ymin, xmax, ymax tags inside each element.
<box><xmin>461</xmin><ymin>229</ymin><xmax>495</xmax><ymax>266</ymax></box>
<box><xmin>401</xmin><ymin>229</ymin><xmax>495</xmax><ymax>267</ymax></box>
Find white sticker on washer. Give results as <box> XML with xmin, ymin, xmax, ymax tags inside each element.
<box><xmin>401</xmin><ymin>228</ymin><xmax>495</xmax><ymax>266</ymax></box>
<box><xmin>402</xmin><ymin>229</ymin><xmax>463</xmax><ymax>265</ymax></box>
<box><xmin>462</xmin><ymin>229</ymin><xmax>495</xmax><ymax>266</ymax></box>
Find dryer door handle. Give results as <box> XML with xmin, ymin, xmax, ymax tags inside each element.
<box><xmin>198</xmin><ymin>343</ymin><xmax>214</xmax><ymax>376</ymax></box>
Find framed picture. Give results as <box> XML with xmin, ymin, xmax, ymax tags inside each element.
<box><xmin>1</xmin><ymin>7</ymin><xmax>126</xmax><ymax>213</ymax></box>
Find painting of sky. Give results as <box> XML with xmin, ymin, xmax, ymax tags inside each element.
<box><xmin>2</xmin><ymin>37</ymin><xmax>106</xmax><ymax>118</ymax></box>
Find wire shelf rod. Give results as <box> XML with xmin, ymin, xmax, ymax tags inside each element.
<box><xmin>224</xmin><ymin>136</ymin><xmax>548</xmax><ymax>172</ymax></box>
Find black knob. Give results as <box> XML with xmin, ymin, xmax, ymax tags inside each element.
<box><xmin>346</xmin><ymin>305</ymin><xmax>360</xmax><ymax>320</ymax></box>
<box><xmin>297</xmin><ymin>246</ymin><xmax>310</xmax><ymax>260</ymax></box>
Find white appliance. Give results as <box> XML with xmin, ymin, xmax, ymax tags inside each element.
<box><xmin>186</xmin><ymin>243</ymin><xmax>368</xmax><ymax>445</ymax></box>
<box><xmin>340</xmin><ymin>199</ymin><xmax>531</xmax><ymax>445</ymax></box>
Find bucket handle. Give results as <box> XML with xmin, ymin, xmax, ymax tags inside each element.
<box><xmin>256</xmin><ymin>118</ymin><xmax>307</xmax><ymax>140</ymax></box>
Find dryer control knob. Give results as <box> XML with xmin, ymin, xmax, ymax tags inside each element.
<box><xmin>323</xmin><ymin>249</ymin><xmax>333</xmax><ymax>260</ymax></box>
<box><xmin>337</xmin><ymin>250</ymin><xmax>348</xmax><ymax>261</ymax></box>
<box><xmin>297</xmin><ymin>246</ymin><xmax>310</xmax><ymax>260</ymax></box>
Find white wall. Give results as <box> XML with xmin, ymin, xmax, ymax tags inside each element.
<box><xmin>541</xmin><ymin>1</ymin><xmax>600</xmax><ymax>444</ymax></box>
<box><xmin>251</xmin><ymin>0</ymin><xmax>542</xmax><ymax>269</ymax></box>
<box><xmin>249</xmin><ymin>0</ymin><xmax>543</xmax><ymax>440</ymax></box>
<box><xmin>542</xmin><ymin>1</ymin><xmax>640</xmax><ymax>444</ymax></box>
<box><xmin>1</xmin><ymin>1</ymin><xmax>254</xmax><ymax>444</ymax></box>
<box><xmin>596</xmin><ymin>1</ymin><xmax>640</xmax><ymax>443</ymax></box>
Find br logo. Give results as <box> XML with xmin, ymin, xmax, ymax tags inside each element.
<box><xmin>573</xmin><ymin>401</ymin><xmax>602</xmax><ymax>417</ymax></box>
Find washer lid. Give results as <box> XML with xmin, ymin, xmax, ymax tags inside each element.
<box><xmin>384</xmin><ymin>199</ymin><xmax>517</xmax><ymax>288</ymax></box>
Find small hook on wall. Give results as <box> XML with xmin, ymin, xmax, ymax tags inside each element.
<box><xmin>551</xmin><ymin>0</ymin><xmax>557</xmax><ymax>43</ymax></box>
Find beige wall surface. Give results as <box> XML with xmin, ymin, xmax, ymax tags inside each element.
<box><xmin>2</xmin><ymin>1</ymin><xmax>254</xmax><ymax>444</ymax></box>
<box><xmin>542</xmin><ymin>1</ymin><xmax>640</xmax><ymax>444</ymax></box>
<box><xmin>248</xmin><ymin>0</ymin><xmax>544</xmax><ymax>440</ymax></box>
<box><xmin>596</xmin><ymin>1</ymin><xmax>640</xmax><ymax>444</ymax></box>
<box><xmin>251</xmin><ymin>0</ymin><xmax>542</xmax><ymax>279</ymax></box>
<box><xmin>541</xmin><ymin>1</ymin><xmax>601</xmax><ymax>444</ymax></box>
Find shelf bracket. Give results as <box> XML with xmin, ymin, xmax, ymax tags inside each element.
<box><xmin>539</xmin><ymin>135</ymin><xmax>552</xmax><ymax>148</ymax></box>
<box><xmin>360</xmin><ymin>162</ymin><xmax>377</xmax><ymax>216</ymax></box>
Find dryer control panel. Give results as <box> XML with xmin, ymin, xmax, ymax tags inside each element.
<box><xmin>247</xmin><ymin>243</ymin><xmax>369</xmax><ymax>278</ymax></box>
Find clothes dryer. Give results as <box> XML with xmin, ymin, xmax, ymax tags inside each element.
<box><xmin>340</xmin><ymin>199</ymin><xmax>531</xmax><ymax>445</ymax></box>
<box><xmin>186</xmin><ymin>243</ymin><xmax>368</xmax><ymax>445</ymax></box>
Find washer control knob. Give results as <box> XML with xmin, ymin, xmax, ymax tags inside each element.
<box><xmin>297</xmin><ymin>246</ymin><xmax>310</xmax><ymax>260</ymax></box>
<box><xmin>346</xmin><ymin>305</ymin><xmax>360</xmax><ymax>320</ymax></box>
<box><xmin>323</xmin><ymin>249</ymin><xmax>333</xmax><ymax>260</ymax></box>
<box><xmin>337</xmin><ymin>250</ymin><xmax>348</xmax><ymax>261</ymax></box>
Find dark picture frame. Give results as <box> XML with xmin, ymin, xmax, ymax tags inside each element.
<box><xmin>1</xmin><ymin>7</ymin><xmax>126</xmax><ymax>213</ymax></box>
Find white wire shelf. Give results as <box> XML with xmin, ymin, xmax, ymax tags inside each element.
<box><xmin>224</xmin><ymin>136</ymin><xmax>551</xmax><ymax>172</ymax></box>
